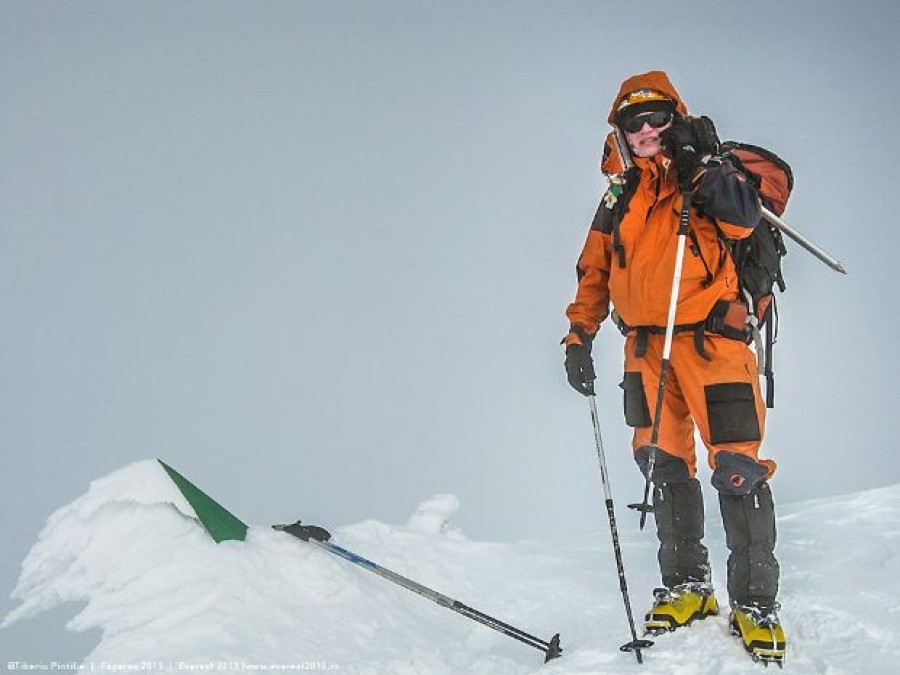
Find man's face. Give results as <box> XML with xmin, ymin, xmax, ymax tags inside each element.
<box><xmin>623</xmin><ymin>110</ymin><xmax>673</xmax><ymax>158</ymax></box>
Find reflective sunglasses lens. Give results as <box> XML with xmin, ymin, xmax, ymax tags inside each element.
<box><xmin>647</xmin><ymin>111</ymin><xmax>672</xmax><ymax>128</ymax></box>
<box><xmin>623</xmin><ymin>110</ymin><xmax>672</xmax><ymax>133</ymax></box>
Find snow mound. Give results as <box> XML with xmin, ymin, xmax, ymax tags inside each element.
<box><xmin>1</xmin><ymin>460</ymin><xmax>198</xmax><ymax>628</ymax></box>
<box><xmin>4</xmin><ymin>461</ymin><xmax>900</xmax><ymax>674</ymax></box>
<box><xmin>406</xmin><ymin>493</ymin><xmax>462</xmax><ymax>536</ymax></box>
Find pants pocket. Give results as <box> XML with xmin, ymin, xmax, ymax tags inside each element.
<box><xmin>621</xmin><ymin>371</ymin><xmax>652</xmax><ymax>427</ymax></box>
<box><xmin>705</xmin><ymin>382</ymin><xmax>761</xmax><ymax>444</ymax></box>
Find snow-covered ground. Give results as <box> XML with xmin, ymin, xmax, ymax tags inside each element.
<box><xmin>4</xmin><ymin>460</ymin><xmax>897</xmax><ymax>674</ymax></box>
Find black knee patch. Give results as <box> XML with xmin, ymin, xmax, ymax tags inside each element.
<box><xmin>712</xmin><ymin>451</ymin><xmax>769</xmax><ymax>495</ymax></box>
<box><xmin>634</xmin><ymin>446</ymin><xmax>691</xmax><ymax>483</ymax></box>
<box><xmin>705</xmin><ymin>382</ymin><xmax>761</xmax><ymax>444</ymax></box>
<box><xmin>621</xmin><ymin>372</ymin><xmax>651</xmax><ymax>427</ymax></box>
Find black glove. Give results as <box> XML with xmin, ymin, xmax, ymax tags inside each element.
<box><xmin>565</xmin><ymin>342</ymin><xmax>596</xmax><ymax>396</ymax></box>
<box><xmin>661</xmin><ymin>115</ymin><xmax>720</xmax><ymax>191</ymax></box>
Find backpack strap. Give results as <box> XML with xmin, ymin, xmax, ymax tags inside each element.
<box><xmin>771</xmin><ymin>227</ymin><xmax>788</xmax><ymax>292</ymax></box>
<box><xmin>599</xmin><ymin>166</ymin><xmax>640</xmax><ymax>268</ymax></box>
<box><xmin>762</xmin><ymin>296</ymin><xmax>779</xmax><ymax>409</ymax></box>
<box><xmin>687</xmin><ymin>228</ymin><xmax>715</xmax><ymax>287</ymax></box>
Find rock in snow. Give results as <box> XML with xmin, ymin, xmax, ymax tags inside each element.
<box><xmin>4</xmin><ymin>460</ymin><xmax>900</xmax><ymax>674</ymax></box>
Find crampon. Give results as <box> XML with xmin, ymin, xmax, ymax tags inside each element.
<box><xmin>643</xmin><ymin>582</ymin><xmax>718</xmax><ymax>635</ymax></box>
<box><xmin>730</xmin><ymin>602</ymin><xmax>786</xmax><ymax>668</ymax></box>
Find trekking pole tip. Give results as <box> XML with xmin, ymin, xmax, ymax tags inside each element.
<box><xmin>620</xmin><ymin>637</ymin><xmax>654</xmax><ymax>664</ymax></box>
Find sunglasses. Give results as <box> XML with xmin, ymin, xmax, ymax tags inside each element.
<box><xmin>621</xmin><ymin>110</ymin><xmax>673</xmax><ymax>134</ymax></box>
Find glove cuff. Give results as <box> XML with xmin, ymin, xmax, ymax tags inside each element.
<box><xmin>562</xmin><ymin>324</ymin><xmax>596</xmax><ymax>347</ymax></box>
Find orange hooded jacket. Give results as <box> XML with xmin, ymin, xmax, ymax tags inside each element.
<box><xmin>565</xmin><ymin>71</ymin><xmax>760</xmax><ymax>345</ymax></box>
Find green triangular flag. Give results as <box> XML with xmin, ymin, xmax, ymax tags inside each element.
<box><xmin>158</xmin><ymin>460</ymin><xmax>248</xmax><ymax>543</ymax></box>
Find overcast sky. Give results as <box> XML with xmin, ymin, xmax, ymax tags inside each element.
<box><xmin>3</xmin><ymin>0</ymin><xmax>899</xmax><ymax>661</ymax></box>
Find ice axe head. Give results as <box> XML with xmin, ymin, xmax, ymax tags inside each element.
<box><xmin>544</xmin><ymin>633</ymin><xmax>563</xmax><ymax>662</ymax></box>
<box><xmin>628</xmin><ymin>500</ymin><xmax>655</xmax><ymax>530</ymax></box>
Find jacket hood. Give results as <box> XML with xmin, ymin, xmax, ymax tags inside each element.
<box><xmin>607</xmin><ymin>71</ymin><xmax>688</xmax><ymax>125</ymax></box>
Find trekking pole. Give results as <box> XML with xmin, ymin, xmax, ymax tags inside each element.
<box><xmin>586</xmin><ymin>392</ymin><xmax>655</xmax><ymax>664</ymax></box>
<box><xmin>613</xmin><ymin>126</ymin><xmax>695</xmax><ymax>531</ymax></box>
<box><xmin>628</xmin><ymin>190</ymin><xmax>693</xmax><ymax>530</ymax></box>
<box><xmin>273</xmin><ymin>521</ymin><xmax>563</xmax><ymax>663</ymax></box>
<box><xmin>761</xmin><ymin>206</ymin><xmax>846</xmax><ymax>274</ymax></box>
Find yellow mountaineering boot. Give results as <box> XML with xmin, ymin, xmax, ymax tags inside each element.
<box><xmin>730</xmin><ymin>602</ymin><xmax>786</xmax><ymax>667</ymax></box>
<box><xmin>644</xmin><ymin>582</ymin><xmax>718</xmax><ymax>634</ymax></box>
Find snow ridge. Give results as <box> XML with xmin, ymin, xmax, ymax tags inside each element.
<box><xmin>4</xmin><ymin>461</ymin><xmax>898</xmax><ymax>674</ymax></box>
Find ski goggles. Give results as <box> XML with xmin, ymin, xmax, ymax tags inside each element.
<box><xmin>620</xmin><ymin>110</ymin><xmax>674</xmax><ymax>134</ymax></box>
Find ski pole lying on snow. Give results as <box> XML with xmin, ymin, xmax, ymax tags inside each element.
<box><xmin>273</xmin><ymin>521</ymin><xmax>563</xmax><ymax>664</ymax></box>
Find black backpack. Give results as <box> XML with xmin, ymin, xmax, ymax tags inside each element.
<box><xmin>720</xmin><ymin>141</ymin><xmax>794</xmax><ymax>407</ymax></box>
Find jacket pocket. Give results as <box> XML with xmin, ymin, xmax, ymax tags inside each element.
<box><xmin>705</xmin><ymin>382</ymin><xmax>761</xmax><ymax>444</ymax></box>
<box><xmin>621</xmin><ymin>372</ymin><xmax>652</xmax><ymax>427</ymax></box>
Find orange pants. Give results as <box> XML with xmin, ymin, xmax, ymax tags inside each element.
<box><xmin>622</xmin><ymin>332</ymin><xmax>776</xmax><ymax>495</ymax></box>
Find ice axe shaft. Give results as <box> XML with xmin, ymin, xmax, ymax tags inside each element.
<box><xmin>273</xmin><ymin>521</ymin><xmax>562</xmax><ymax>663</ymax></box>
<box><xmin>760</xmin><ymin>206</ymin><xmax>846</xmax><ymax>274</ymax></box>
